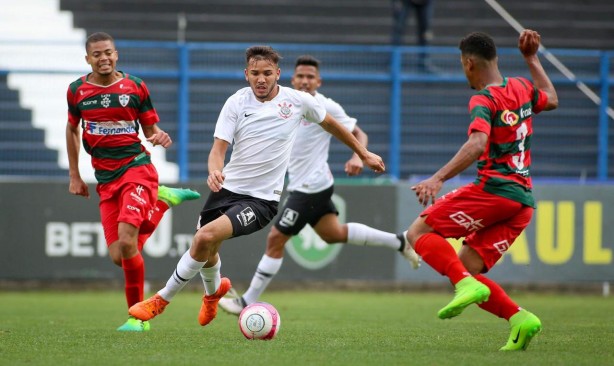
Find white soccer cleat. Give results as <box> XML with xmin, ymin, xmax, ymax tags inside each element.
<box><xmin>397</xmin><ymin>230</ymin><xmax>421</xmax><ymax>269</ymax></box>
<box><xmin>218</xmin><ymin>288</ymin><xmax>247</xmax><ymax>316</ymax></box>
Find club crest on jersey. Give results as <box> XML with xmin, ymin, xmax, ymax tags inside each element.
<box><xmin>101</xmin><ymin>94</ymin><xmax>111</xmax><ymax>108</ymax></box>
<box><xmin>278</xmin><ymin>102</ymin><xmax>293</xmax><ymax>119</ymax></box>
<box><xmin>119</xmin><ymin>94</ymin><xmax>130</xmax><ymax>107</ymax></box>
<box><xmin>500</xmin><ymin>110</ymin><xmax>519</xmax><ymax>126</ymax></box>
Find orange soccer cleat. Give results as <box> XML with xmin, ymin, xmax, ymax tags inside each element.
<box><xmin>129</xmin><ymin>294</ymin><xmax>169</xmax><ymax>321</ymax></box>
<box><xmin>198</xmin><ymin>277</ymin><xmax>232</xmax><ymax>326</ymax></box>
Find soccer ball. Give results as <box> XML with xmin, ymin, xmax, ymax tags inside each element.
<box><xmin>238</xmin><ymin>302</ymin><xmax>281</xmax><ymax>340</ymax></box>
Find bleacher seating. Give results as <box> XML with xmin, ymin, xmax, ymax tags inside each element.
<box><xmin>0</xmin><ymin>0</ymin><xmax>612</xmax><ymax>180</ymax></box>
<box><xmin>59</xmin><ymin>0</ymin><xmax>614</xmax><ymax>49</ymax></box>
<box><xmin>0</xmin><ymin>75</ymin><xmax>64</xmax><ymax>177</ymax></box>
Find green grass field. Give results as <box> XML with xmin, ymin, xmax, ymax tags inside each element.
<box><xmin>1</xmin><ymin>290</ymin><xmax>613</xmax><ymax>366</ymax></box>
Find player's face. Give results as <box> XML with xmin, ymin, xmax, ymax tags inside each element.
<box><xmin>245</xmin><ymin>59</ymin><xmax>280</xmax><ymax>102</ymax></box>
<box><xmin>85</xmin><ymin>40</ymin><xmax>118</xmax><ymax>77</ymax></box>
<box><xmin>291</xmin><ymin>65</ymin><xmax>321</xmax><ymax>95</ymax></box>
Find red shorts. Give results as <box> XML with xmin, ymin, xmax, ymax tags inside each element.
<box><xmin>421</xmin><ymin>183</ymin><xmax>533</xmax><ymax>270</ymax></box>
<box><xmin>97</xmin><ymin>164</ymin><xmax>159</xmax><ymax>246</ymax></box>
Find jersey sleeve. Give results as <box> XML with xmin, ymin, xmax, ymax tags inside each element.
<box><xmin>213</xmin><ymin>95</ymin><xmax>238</xmax><ymax>144</ymax></box>
<box><xmin>301</xmin><ymin>92</ymin><xmax>327</xmax><ymax>124</ymax></box>
<box><xmin>467</xmin><ymin>94</ymin><xmax>493</xmax><ymax>136</ymax></box>
<box><xmin>66</xmin><ymin>86</ymin><xmax>81</xmax><ymax>126</ymax></box>
<box><xmin>531</xmin><ymin>83</ymin><xmax>549</xmax><ymax>114</ymax></box>
<box><xmin>323</xmin><ymin>97</ymin><xmax>357</xmax><ymax>132</ymax></box>
<box><xmin>136</xmin><ymin>80</ymin><xmax>160</xmax><ymax>126</ymax></box>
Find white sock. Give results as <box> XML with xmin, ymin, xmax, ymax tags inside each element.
<box><xmin>199</xmin><ymin>259</ymin><xmax>221</xmax><ymax>296</ymax></box>
<box><xmin>346</xmin><ymin>223</ymin><xmax>401</xmax><ymax>250</ymax></box>
<box><xmin>242</xmin><ymin>255</ymin><xmax>283</xmax><ymax>305</ymax></box>
<box><xmin>158</xmin><ymin>251</ymin><xmax>206</xmax><ymax>301</ymax></box>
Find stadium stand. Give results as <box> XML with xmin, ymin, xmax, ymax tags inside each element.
<box><xmin>58</xmin><ymin>0</ymin><xmax>614</xmax><ymax>49</ymax></box>
<box><xmin>0</xmin><ymin>0</ymin><xmax>612</xmax><ymax>180</ymax></box>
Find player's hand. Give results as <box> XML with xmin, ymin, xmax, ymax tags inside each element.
<box><xmin>207</xmin><ymin>170</ymin><xmax>225</xmax><ymax>192</ymax></box>
<box><xmin>344</xmin><ymin>155</ymin><xmax>364</xmax><ymax>176</ymax></box>
<box><xmin>518</xmin><ymin>29</ymin><xmax>541</xmax><ymax>58</ymax></box>
<box><xmin>146</xmin><ymin>131</ymin><xmax>172</xmax><ymax>148</ymax></box>
<box><xmin>362</xmin><ymin>151</ymin><xmax>385</xmax><ymax>173</ymax></box>
<box><xmin>411</xmin><ymin>176</ymin><xmax>443</xmax><ymax>207</ymax></box>
<box><xmin>69</xmin><ymin>177</ymin><xmax>90</xmax><ymax>199</ymax></box>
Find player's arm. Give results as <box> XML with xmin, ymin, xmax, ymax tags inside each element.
<box><xmin>319</xmin><ymin>113</ymin><xmax>385</xmax><ymax>173</ymax></box>
<box><xmin>518</xmin><ymin>29</ymin><xmax>558</xmax><ymax>111</ymax></box>
<box><xmin>142</xmin><ymin>124</ymin><xmax>172</xmax><ymax>148</ymax></box>
<box><xmin>207</xmin><ymin>138</ymin><xmax>229</xmax><ymax>192</ymax></box>
<box><xmin>345</xmin><ymin>125</ymin><xmax>368</xmax><ymax>176</ymax></box>
<box><xmin>65</xmin><ymin>122</ymin><xmax>89</xmax><ymax>198</ymax></box>
<box><xmin>412</xmin><ymin>131</ymin><xmax>488</xmax><ymax>206</ymax></box>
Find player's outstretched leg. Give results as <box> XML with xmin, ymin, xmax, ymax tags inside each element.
<box><xmin>116</xmin><ymin>316</ymin><xmax>151</xmax><ymax>332</ymax></box>
<box><xmin>158</xmin><ymin>185</ymin><xmax>200</xmax><ymax>207</ymax></box>
<box><xmin>499</xmin><ymin>309</ymin><xmax>542</xmax><ymax>351</ymax></box>
<box><xmin>219</xmin><ymin>288</ymin><xmax>247</xmax><ymax>316</ymax></box>
<box><xmin>129</xmin><ymin>294</ymin><xmax>170</xmax><ymax>321</ymax></box>
<box><xmin>437</xmin><ymin>276</ymin><xmax>491</xmax><ymax>319</ymax></box>
<box><xmin>198</xmin><ymin>277</ymin><xmax>232</xmax><ymax>326</ymax></box>
<box><xmin>397</xmin><ymin>230</ymin><xmax>421</xmax><ymax>269</ymax></box>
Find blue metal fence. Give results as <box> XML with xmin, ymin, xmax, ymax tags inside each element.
<box><xmin>1</xmin><ymin>41</ymin><xmax>612</xmax><ymax>182</ymax></box>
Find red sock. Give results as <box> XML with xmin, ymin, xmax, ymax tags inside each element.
<box><xmin>474</xmin><ymin>274</ymin><xmax>520</xmax><ymax>320</ymax></box>
<box><xmin>122</xmin><ymin>254</ymin><xmax>145</xmax><ymax>308</ymax></box>
<box><xmin>414</xmin><ymin>233</ymin><xmax>470</xmax><ymax>285</ymax></box>
<box><xmin>139</xmin><ymin>200</ymin><xmax>170</xmax><ymax>240</ymax></box>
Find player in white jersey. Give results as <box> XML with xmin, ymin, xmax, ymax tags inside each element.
<box><xmin>219</xmin><ymin>55</ymin><xmax>421</xmax><ymax>315</ymax></box>
<box><xmin>129</xmin><ymin>46</ymin><xmax>385</xmax><ymax>327</ymax></box>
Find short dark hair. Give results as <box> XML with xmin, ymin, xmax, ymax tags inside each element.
<box><xmin>86</xmin><ymin>32</ymin><xmax>115</xmax><ymax>51</ymax></box>
<box><xmin>459</xmin><ymin>32</ymin><xmax>497</xmax><ymax>61</ymax></box>
<box><xmin>245</xmin><ymin>46</ymin><xmax>282</xmax><ymax>65</ymax></box>
<box><xmin>295</xmin><ymin>55</ymin><xmax>320</xmax><ymax>69</ymax></box>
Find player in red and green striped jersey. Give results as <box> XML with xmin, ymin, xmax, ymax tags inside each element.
<box><xmin>403</xmin><ymin>30</ymin><xmax>558</xmax><ymax>350</ymax></box>
<box><xmin>65</xmin><ymin>32</ymin><xmax>200</xmax><ymax>332</ymax></box>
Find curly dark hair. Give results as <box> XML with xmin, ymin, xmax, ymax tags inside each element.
<box><xmin>459</xmin><ymin>32</ymin><xmax>497</xmax><ymax>60</ymax></box>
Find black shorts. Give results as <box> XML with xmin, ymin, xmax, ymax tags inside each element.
<box><xmin>198</xmin><ymin>188</ymin><xmax>278</xmax><ymax>238</ymax></box>
<box><xmin>274</xmin><ymin>186</ymin><xmax>338</xmax><ymax>236</ymax></box>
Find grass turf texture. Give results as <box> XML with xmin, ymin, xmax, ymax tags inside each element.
<box><xmin>1</xmin><ymin>290</ymin><xmax>613</xmax><ymax>366</ymax></box>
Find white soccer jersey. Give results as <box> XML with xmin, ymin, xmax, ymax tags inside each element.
<box><xmin>214</xmin><ymin>85</ymin><xmax>327</xmax><ymax>201</ymax></box>
<box><xmin>286</xmin><ymin>92</ymin><xmax>357</xmax><ymax>193</ymax></box>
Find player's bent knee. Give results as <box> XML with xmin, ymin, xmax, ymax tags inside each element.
<box><xmin>193</xmin><ymin>230</ymin><xmax>217</xmax><ymax>247</ymax></box>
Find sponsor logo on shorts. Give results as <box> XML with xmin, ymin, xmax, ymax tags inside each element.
<box><xmin>493</xmin><ymin>240</ymin><xmax>510</xmax><ymax>254</ymax></box>
<box><xmin>237</xmin><ymin>207</ymin><xmax>257</xmax><ymax>227</ymax></box>
<box><xmin>126</xmin><ymin>205</ymin><xmax>140</xmax><ymax>213</ymax></box>
<box><xmin>278</xmin><ymin>208</ymin><xmax>299</xmax><ymax>227</ymax></box>
<box><xmin>449</xmin><ymin>211</ymin><xmax>484</xmax><ymax>232</ymax></box>
<box><xmin>130</xmin><ymin>192</ymin><xmax>147</xmax><ymax>205</ymax></box>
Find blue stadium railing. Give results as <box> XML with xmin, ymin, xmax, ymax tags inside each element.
<box><xmin>1</xmin><ymin>41</ymin><xmax>613</xmax><ymax>182</ymax></box>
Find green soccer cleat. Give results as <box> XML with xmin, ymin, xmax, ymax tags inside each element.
<box><xmin>500</xmin><ymin>309</ymin><xmax>542</xmax><ymax>351</ymax></box>
<box><xmin>437</xmin><ymin>276</ymin><xmax>490</xmax><ymax>319</ymax></box>
<box><xmin>116</xmin><ymin>316</ymin><xmax>151</xmax><ymax>332</ymax></box>
<box><xmin>158</xmin><ymin>185</ymin><xmax>201</xmax><ymax>207</ymax></box>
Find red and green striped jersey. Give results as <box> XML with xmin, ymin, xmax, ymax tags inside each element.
<box><xmin>66</xmin><ymin>72</ymin><xmax>159</xmax><ymax>183</ymax></box>
<box><xmin>468</xmin><ymin>77</ymin><xmax>548</xmax><ymax>207</ymax></box>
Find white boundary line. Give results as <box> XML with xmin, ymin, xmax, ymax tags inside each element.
<box><xmin>484</xmin><ymin>0</ymin><xmax>614</xmax><ymax>120</ymax></box>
